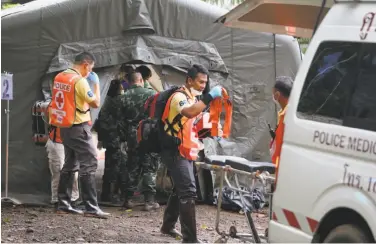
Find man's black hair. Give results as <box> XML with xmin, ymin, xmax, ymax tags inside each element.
<box><xmin>74</xmin><ymin>52</ymin><xmax>96</xmax><ymax>64</ymax></box>
<box><xmin>274</xmin><ymin>76</ymin><xmax>293</xmax><ymax>98</ymax></box>
<box><xmin>107</xmin><ymin>79</ymin><xmax>123</xmax><ymax>97</ymax></box>
<box><xmin>187</xmin><ymin>64</ymin><xmax>209</xmax><ymax>81</ymax></box>
<box><xmin>120</xmin><ymin>64</ymin><xmax>134</xmax><ymax>74</ymax></box>
<box><xmin>128</xmin><ymin>71</ymin><xmax>142</xmax><ymax>84</ymax></box>
<box><xmin>136</xmin><ymin>65</ymin><xmax>152</xmax><ymax>80</ymax></box>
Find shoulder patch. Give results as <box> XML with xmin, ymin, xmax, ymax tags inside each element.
<box><xmin>87</xmin><ymin>91</ymin><xmax>94</xmax><ymax>98</ymax></box>
<box><xmin>179</xmin><ymin>100</ymin><xmax>187</xmax><ymax>107</ymax></box>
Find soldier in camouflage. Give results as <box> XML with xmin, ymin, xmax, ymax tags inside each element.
<box><xmin>135</xmin><ymin>65</ymin><xmax>154</xmax><ymax>90</ymax></box>
<box><xmin>118</xmin><ymin>71</ymin><xmax>161</xmax><ymax>211</ymax></box>
<box><xmin>97</xmin><ymin>79</ymin><xmax>126</xmax><ymax>204</ymax></box>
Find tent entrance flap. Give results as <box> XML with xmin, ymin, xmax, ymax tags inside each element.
<box><xmin>216</xmin><ymin>0</ymin><xmax>334</xmax><ymax>38</ymax></box>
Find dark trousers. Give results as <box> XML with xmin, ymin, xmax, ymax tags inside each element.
<box><xmin>122</xmin><ymin>148</ymin><xmax>160</xmax><ymax>196</ymax></box>
<box><xmin>60</xmin><ymin>122</ymin><xmax>98</xmax><ymax>175</ymax></box>
<box><xmin>58</xmin><ymin>122</ymin><xmax>102</xmax><ymax>213</ymax></box>
<box><xmin>161</xmin><ymin>149</ymin><xmax>199</xmax><ymax>242</ymax></box>
<box><xmin>161</xmin><ymin>150</ymin><xmax>196</xmax><ymax>200</ymax></box>
<box><xmin>103</xmin><ymin>147</ymin><xmax>124</xmax><ymax>184</ymax></box>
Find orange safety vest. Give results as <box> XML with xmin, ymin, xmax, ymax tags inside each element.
<box><xmin>195</xmin><ymin>112</ymin><xmax>213</xmax><ymax>139</ymax></box>
<box><xmin>49</xmin><ymin>126</ymin><xmax>62</xmax><ymax>144</ymax></box>
<box><xmin>270</xmin><ymin>108</ymin><xmax>286</xmax><ymax>166</ymax></box>
<box><xmin>162</xmin><ymin>88</ymin><xmax>201</xmax><ymax>161</ymax></box>
<box><xmin>209</xmin><ymin>88</ymin><xmax>232</xmax><ymax>138</ymax></box>
<box><xmin>49</xmin><ymin>69</ymin><xmax>90</xmax><ymax>128</ymax></box>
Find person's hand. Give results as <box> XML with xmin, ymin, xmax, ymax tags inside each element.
<box><xmin>87</xmin><ymin>72</ymin><xmax>99</xmax><ymax>84</ymax></box>
<box><xmin>209</xmin><ymin>86</ymin><xmax>223</xmax><ymax>99</ymax></box>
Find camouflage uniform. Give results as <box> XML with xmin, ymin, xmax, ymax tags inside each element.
<box><xmin>118</xmin><ymin>84</ymin><xmax>161</xmax><ymax>210</ymax></box>
<box><xmin>97</xmin><ymin>95</ymin><xmax>127</xmax><ymax>202</ymax></box>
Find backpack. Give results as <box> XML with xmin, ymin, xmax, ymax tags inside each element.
<box><xmin>136</xmin><ymin>86</ymin><xmax>188</xmax><ymax>153</ymax></box>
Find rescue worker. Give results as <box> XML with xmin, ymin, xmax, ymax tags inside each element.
<box><xmin>97</xmin><ymin>79</ymin><xmax>126</xmax><ymax>204</ymax></box>
<box><xmin>49</xmin><ymin>52</ymin><xmax>109</xmax><ymax>218</ymax></box>
<box><xmin>46</xmin><ymin>126</ymin><xmax>79</xmax><ymax>207</ymax></box>
<box><xmin>135</xmin><ymin>65</ymin><xmax>153</xmax><ymax>89</ymax></box>
<box><xmin>269</xmin><ymin>76</ymin><xmax>293</xmax><ymax>165</ymax></box>
<box><xmin>118</xmin><ymin>71</ymin><xmax>160</xmax><ymax>211</ymax></box>
<box><xmin>159</xmin><ymin>64</ymin><xmax>223</xmax><ymax>243</ymax></box>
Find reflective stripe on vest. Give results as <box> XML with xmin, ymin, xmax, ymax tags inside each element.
<box><xmin>49</xmin><ymin>126</ymin><xmax>62</xmax><ymax>143</ymax></box>
<box><xmin>270</xmin><ymin>108</ymin><xmax>286</xmax><ymax>165</ymax></box>
<box><xmin>162</xmin><ymin>87</ymin><xmax>201</xmax><ymax>161</ymax></box>
<box><xmin>209</xmin><ymin>88</ymin><xmax>232</xmax><ymax>138</ymax></box>
<box><xmin>49</xmin><ymin>70</ymin><xmax>81</xmax><ymax>128</ymax></box>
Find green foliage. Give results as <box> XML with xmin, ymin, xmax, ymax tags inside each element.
<box><xmin>2</xmin><ymin>217</ymin><xmax>10</xmax><ymax>224</ymax></box>
<box><xmin>1</xmin><ymin>3</ymin><xmax>20</xmax><ymax>9</ymax></box>
<box><xmin>301</xmin><ymin>46</ymin><xmax>308</xmax><ymax>54</ymax></box>
<box><xmin>298</xmin><ymin>38</ymin><xmax>311</xmax><ymax>45</ymax></box>
<box><xmin>298</xmin><ymin>38</ymin><xmax>310</xmax><ymax>54</ymax></box>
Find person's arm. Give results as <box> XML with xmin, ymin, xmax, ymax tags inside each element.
<box><xmin>180</xmin><ymin>86</ymin><xmax>223</xmax><ymax>118</ymax></box>
<box><xmin>76</xmin><ymin>77</ymin><xmax>99</xmax><ymax>108</ymax></box>
<box><xmin>86</xmin><ymin>72</ymin><xmax>101</xmax><ymax>108</ymax></box>
<box><xmin>89</xmin><ymin>84</ymin><xmax>100</xmax><ymax>108</ymax></box>
<box><xmin>117</xmin><ymin>96</ymin><xmax>127</xmax><ymax>142</ymax></box>
<box><xmin>180</xmin><ymin>101</ymin><xmax>207</xmax><ymax>119</ymax></box>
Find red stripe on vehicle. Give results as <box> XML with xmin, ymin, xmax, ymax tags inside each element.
<box><xmin>307</xmin><ymin>217</ymin><xmax>318</xmax><ymax>233</ymax></box>
<box><xmin>283</xmin><ymin>209</ymin><xmax>301</xmax><ymax>230</ymax></box>
<box><xmin>272</xmin><ymin>212</ymin><xmax>278</xmax><ymax>221</ymax></box>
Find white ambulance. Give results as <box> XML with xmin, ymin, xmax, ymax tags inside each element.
<box><xmin>217</xmin><ymin>0</ymin><xmax>376</xmax><ymax>242</ymax></box>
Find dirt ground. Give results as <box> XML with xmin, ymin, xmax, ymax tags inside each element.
<box><xmin>1</xmin><ymin>203</ymin><xmax>269</xmax><ymax>243</ymax></box>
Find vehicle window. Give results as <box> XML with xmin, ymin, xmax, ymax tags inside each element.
<box><xmin>297</xmin><ymin>42</ymin><xmax>376</xmax><ymax>132</ymax></box>
<box><xmin>344</xmin><ymin>44</ymin><xmax>376</xmax><ymax>132</ymax></box>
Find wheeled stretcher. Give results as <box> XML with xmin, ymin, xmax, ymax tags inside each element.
<box><xmin>195</xmin><ymin>155</ymin><xmax>275</xmax><ymax>243</ymax></box>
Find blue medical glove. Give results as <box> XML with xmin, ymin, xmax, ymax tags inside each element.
<box><xmin>209</xmin><ymin>86</ymin><xmax>223</xmax><ymax>99</ymax></box>
<box><xmin>213</xmin><ymin>136</ymin><xmax>222</xmax><ymax>142</ymax></box>
<box><xmin>87</xmin><ymin>72</ymin><xmax>99</xmax><ymax>84</ymax></box>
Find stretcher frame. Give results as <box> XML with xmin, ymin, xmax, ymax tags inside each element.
<box><xmin>195</xmin><ymin>161</ymin><xmax>275</xmax><ymax>243</ymax></box>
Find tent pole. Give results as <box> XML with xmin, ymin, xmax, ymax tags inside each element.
<box><xmin>5</xmin><ymin>99</ymin><xmax>9</xmax><ymax>198</ymax></box>
<box><xmin>1</xmin><ymin>75</ymin><xmax>21</xmax><ymax>205</ymax></box>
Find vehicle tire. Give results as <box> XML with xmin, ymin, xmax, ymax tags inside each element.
<box><xmin>323</xmin><ymin>224</ymin><xmax>373</xmax><ymax>243</ymax></box>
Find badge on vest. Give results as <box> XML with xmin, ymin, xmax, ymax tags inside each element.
<box><xmin>87</xmin><ymin>90</ymin><xmax>94</xmax><ymax>98</ymax></box>
<box><xmin>179</xmin><ymin>100</ymin><xmax>187</xmax><ymax>107</ymax></box>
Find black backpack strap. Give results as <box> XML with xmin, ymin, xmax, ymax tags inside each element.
<box><xmin>163</xmin><ymin>88</ymin><xmax>191</xmax><ymax>136</ymax></box>
<box><xmin>164</xmin><ymin>113</ymin><xmax>183</xmax><ymax>136</ymax></box>
<box><xmin>76</xmin><ymin>108</ymin><xmax>90</xmax><ymax>114</ymax></box>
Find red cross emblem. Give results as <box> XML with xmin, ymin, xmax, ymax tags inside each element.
<box><xmin>55</xmin><ymin>91</ymin><xmax>65</xmax><ymax>110</ymax></box>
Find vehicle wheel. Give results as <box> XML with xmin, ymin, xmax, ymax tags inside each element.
<box><xmin>323</xmin><ymin>224</ymin><xmax>372</xmax><ymax>243</ymax></box>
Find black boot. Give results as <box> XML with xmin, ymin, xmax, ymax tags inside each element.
<box><xmin>56</xmin><ymin>172</ymin><xmax>83</xmax><ymax>215</ymax></box>
<box><xmin>143</xmin><ymin>193</ymin><xmax>160</xmax><ymax>211</ymax></box>
<box><xmin>100</xmin><ymin>178</ymin><xmax>111</xmax><ymax>202</ymax></box>
<box><xmin>122</xmin><ymin>191</ymin><xmax>135</xmax><ymax>209</ymax></box>
<box><xmin>160</xmin><ymin>193</ymin><xmax>182</xmax><ymax>238</ymax></box>
<box><xmin>110</xmin><ymin>182</ymin><xmax>121</xmax><ymax>204</ymax></box>
<box><xmin>80</xmin><ymin>173</ymin><xmax>110</xmax><ymax>219</ymax></box>
<box><xmin>179</xmin><ymin>199</ymin><xmax>202</xmax><ymax>243</ymax></box>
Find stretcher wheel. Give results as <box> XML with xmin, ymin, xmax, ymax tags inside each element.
<box><xmin>229</xmin><ymin>225</ymin><xmax>237</xmax><ymax>238</ymax></box>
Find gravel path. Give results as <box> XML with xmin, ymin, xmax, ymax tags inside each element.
<box><xmin>1</xmin><ymin>203</ymin><xmax>269</xmax><ymax>243</ymax></box>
